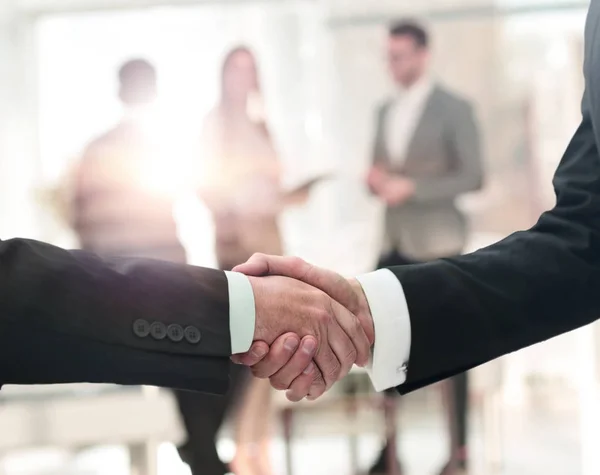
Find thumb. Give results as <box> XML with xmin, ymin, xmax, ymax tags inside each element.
<box><xmin>232</xmin><ymin>253</ymin><xmax>271</xmax><ymax>276</ymax></box>
<box><xmin>231</xmin><ymin>341</ymin><xmax>269</xmax><ymax>366</ymax></box>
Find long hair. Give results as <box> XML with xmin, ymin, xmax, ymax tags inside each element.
<box><xmin>219</xmin><ymin>46</ymin><xmax>261</xmax><ymax>110</ymax></box>
<box><xmin>218</xmin><ymin>45</ymin><xmax>269</xmax><ymax>141</ymax></box>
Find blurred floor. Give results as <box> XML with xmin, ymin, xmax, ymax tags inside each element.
<box><xmin>0</xmin><ymin>383</ymin><xmax>580</xmax><ymax>475</ymax></box>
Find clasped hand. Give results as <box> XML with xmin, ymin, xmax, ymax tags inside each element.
<box><xmin>230</xmin><ymin>254</ymin><xmax>374</xmax><ymax>402</ymax></box>
<box><xmin>367</xmin><ymin>166</ymin><xmax>415</xmax><ymax>206</ymax></box>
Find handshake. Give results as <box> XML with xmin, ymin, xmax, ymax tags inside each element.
<box><xmin>230</xmin><ymin>254</ymin><xmax>375</xmax><ymax>402</ymax></box>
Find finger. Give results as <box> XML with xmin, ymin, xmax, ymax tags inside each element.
<box><xmin>347</xmin><ymin>278</ymin><xmax>375</xmax><ymax>346</ymax></box>
<box><xmin>331</xmin><ymin>299</ymin><xmax>371</xmax><ymax>367</ymax></box>
<box><xmin>232</xmin><ymin>253</ymin><xmax>271</xmax><ymax>276</ymax></box>
<box><xmin>306</xmin><ymin>370</ymin><xmax>327</xmax><ymax>401</ymax></box>
<box><xmin>285</xmin><ymin>361</ymin><xmax>323</xmax><ymax>402</ymax></box>
<box><xmin>270</xmin><ymin>336</ymin><xmax>317</xmax><ymax>391</ymax></box>
<box><xmin>326</xmin><ymin>319</ymin><xmax>356</xmax><ymax>381</ymax></box>
<box><xmin>231</xmin><ymin>341</ymin><xmax>269</xmax><ymax>366</ymax></box>
<box><xmin>313</xmin><ymin>328</ymin><xmax>342</xmax><ymax>390</ymax></box>
<box><xmin>250</xmin><ymin>333</ymin><xmax>300</xmax><ymax>379</ymax></box>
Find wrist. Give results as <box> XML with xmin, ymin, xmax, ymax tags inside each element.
<box><xmin>225</xmin><ymin>270</ymin><xmax>259</xmax><ymax>355</ymax></box>
<box><xmin>246</xmin><ymin>276</ymin><xmax>268</xmax><ymax>343</ymax></box>
<box><xmin>348</xmin><ymin>278</ymin><xmax>375</xmax><ymax>346</ymax></box>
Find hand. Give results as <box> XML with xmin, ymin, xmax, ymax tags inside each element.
<box><xmin>232</xmin><ymin>332</ymin><xmax>321</xmax><ymax>402</ymax></box>
<box><xmin>246</xmin><ymin>273</ymin><xmax>371</xmax><ymax>394</ymax></box>
<box><xmin>366</xmin><ymin>166</ymin><xmax>388</xmax><ymax>193</ymax></box>
<box><xmin>234</xmin><ymin>255</ymin><xmax>374</xmax><ymax>401</ymax></box>
<box><xmin>381</xmin><ymin>176</ymin><xmax>415</xmax><ymax>206</ymax></box>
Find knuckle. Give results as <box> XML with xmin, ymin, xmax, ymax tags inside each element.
<box><xmin>245</xmin><ymin>356</ymin><xmax>260</xmax><ymax>367</ymax></box>
<box><xmin>312</xmin><ymin>374</ymin><xmax>325</xmax><ymax>391</ymax></box>
<box><xmin>287</xmin><ymin>392</ymin><xmax>302</xmax><ymax>403</ymax></box>
<box><xmin>315</xmin><ymin>308</ymin><xmax>332</xmax><ymax>326</ymax></box>
<box><xmin>251</xmin><ymin>367</ymin><xmax>268</xmax><ymax>379</ymax></box>
<box><xmin>284</xmin><ymin>256</ymin><xmax>305</xmax><ymax>275</ymax></box>
<box><xmin>325</xmin><ymin>360</ymin><xmax>341</xmax><ymax>383</ymax></box>
<box><xmin>345</xmin><ymin>347</ymin><xmax>358</xmax><ymax>365</ymax></box>
<box><xmin>301</xmin><ymin>377</ymin><xmax>314</xmax><ymax>393</ymax></box>
<box><xmin>309</xmin><ymin>379</ymin><xmax>326</xmax><ymax>399</ymax></box>
<box><xmin>353</xmin><ymin>317</ymin><xmax>363</xmax><ymax>334</ymax></box>
<box><xmin>271</xmin><ymin>377</ymin><xmax>290</xmax><ymax>391</ymax></box>
<box><xmin>287</xmin><ymin>256</ymin><xmax>304</xmax><ymax>267</ymax></box>
<box><xmin>290</xmin><ymin>256</ymin><xmax>306</xmax><ymax>267</ymax></box>
<box><xmin>250</xmin><ymin>362</ymin><xmax>273</xmax><ymax>379</ymax></box>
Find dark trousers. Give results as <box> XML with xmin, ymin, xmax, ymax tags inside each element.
<box><xmin>175</xmin><ymin>257</ymin><xmax>254</xmax><ymax>475</ymax></box>
<box><xmin>378</xmin><ymin>251</ymin><xmax>468</xmax><ymax>453</ymax></box>
<box><xmin>175</xmin><ymin>363</ymin><xmax>251</xmax><ymax>475</ymax></box>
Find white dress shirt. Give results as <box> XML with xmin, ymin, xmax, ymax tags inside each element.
<box><xmin>224</xmin><ymin>269</ymin><xmax>411</xmax><ymax>391</ymax></box>
<box><xmin>385</xmin><ymin>76</ymin><xmax>434</xmax><ymax>165</ymax></box>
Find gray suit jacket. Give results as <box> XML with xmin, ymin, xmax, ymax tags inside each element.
<box><xmin>373</xmin><ymin>85</ymin><xmax>483</xmax><ymax>261</ymax></box>
<box><xmin>391</xmin><ymin>0</ymin><xmax>600</xmax><ymax>394</ymax></box>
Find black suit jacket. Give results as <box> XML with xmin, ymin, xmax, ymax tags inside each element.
<box><xmin>0</xmin><ymin>238</ymin><xmax>232</xmax><ymax>394</ymax></box>
<box><xmin>393</xmin><ymin>2</ymin><xmax>600</xmax><ymax>395</ymax></box>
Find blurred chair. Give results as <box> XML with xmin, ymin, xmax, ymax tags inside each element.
<box><xmin>0</xmin><ymin>384</ymin><xmax>185</xmax><ymax>475</ymax></box>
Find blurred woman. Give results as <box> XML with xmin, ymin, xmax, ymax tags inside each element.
<box><xmin>200</xmin><ymin>46</ymin><xmax>284</xmax><ymax>270</ymax></box>
<box><xmin>176</xmin><ymin>46</ymin><xmax>304</xmax><ymax>475</ymax></box>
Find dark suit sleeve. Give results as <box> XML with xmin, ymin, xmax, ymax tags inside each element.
<box><xmin>392</xmin><ymin>105</ymin><xmax>600</xmax><ymax>394</ymax></box>
<box><xmin>0</xmin><ymin>238</ymin><xmax>232</xmax><ymax>393</ymax></box>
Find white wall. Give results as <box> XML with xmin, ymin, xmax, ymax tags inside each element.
<box><xmin>0</xmin><ymin>0</ymin><xmax>41</xmax><ymax>239</ymax></box>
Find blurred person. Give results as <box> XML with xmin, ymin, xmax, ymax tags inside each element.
<box><xmin>66</xmin><ymin>58</ymin><xmax>203</xmax><ymax>467</ymax></box>
<box><xmin>64</xmin><ymin>58</ymin><xmax>245</xmax><ymax>475</ymax></box>
<box><xmin>68</xmin><ymin>59</ymin><xmax>187</xmax><ymax>263</ymax></box>
<box><xmin>366</xmin><ymin>21</ymin><xmax>483</xmax><ymax>475</ymax></box>
<box><xmin>178</xmin><ymin>46</ymin><xmax>309</xmax><ymax>475</ymax></box>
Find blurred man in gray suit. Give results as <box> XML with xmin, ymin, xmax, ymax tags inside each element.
<box><xmin>366</xmin><ymin>21</ymin><xmax>483</xmax><ymax>475</ymax></box>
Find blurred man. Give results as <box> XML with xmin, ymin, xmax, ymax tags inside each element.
<box><xmin>69</xmin><ymin>59</ymin><xmax>217</xmax><ymax>472</ymax></box>
<box><xmin>68</xmin><ymin>59</ymin><xmax>235</xmax><ymax>474</ymax></box>
<box><xmin>69</xmin><ymin>59</ymin><xmax>187</xmax><ymax>263</ymax></box>
<box><xmin>366</xmin><ymin>21</ymin><xmax>483</xmax><ymax>475</ymax></box>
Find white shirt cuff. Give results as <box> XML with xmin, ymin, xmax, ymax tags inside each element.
<box><xmin>355</xmin><ymin>269</ymin><xmax>411</xmax><ymax>392</ymax></box>
<box><xmin>224</xmin><ymin>271</ymin><xmax>255</xmax><ymax>354</ymax></box>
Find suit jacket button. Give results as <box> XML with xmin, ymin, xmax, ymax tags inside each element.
<box><xmin>133</xmin><ymin>319</ymin><xmax>150</xmax><ymax>338</ymax></box>
<box><xmin>150</xmin><ymin>322</ymin><xmax>167</xmax><ymax>340</ymax></box>
<box><xmin>184</xmin><ymin>325</ymin><xmax>201</xmax><ymax>344</ymax></box>
<box><xmin>167</xmin><ymin>324</ymin><xmax>184</xmax><ymax>342</ymax></box>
